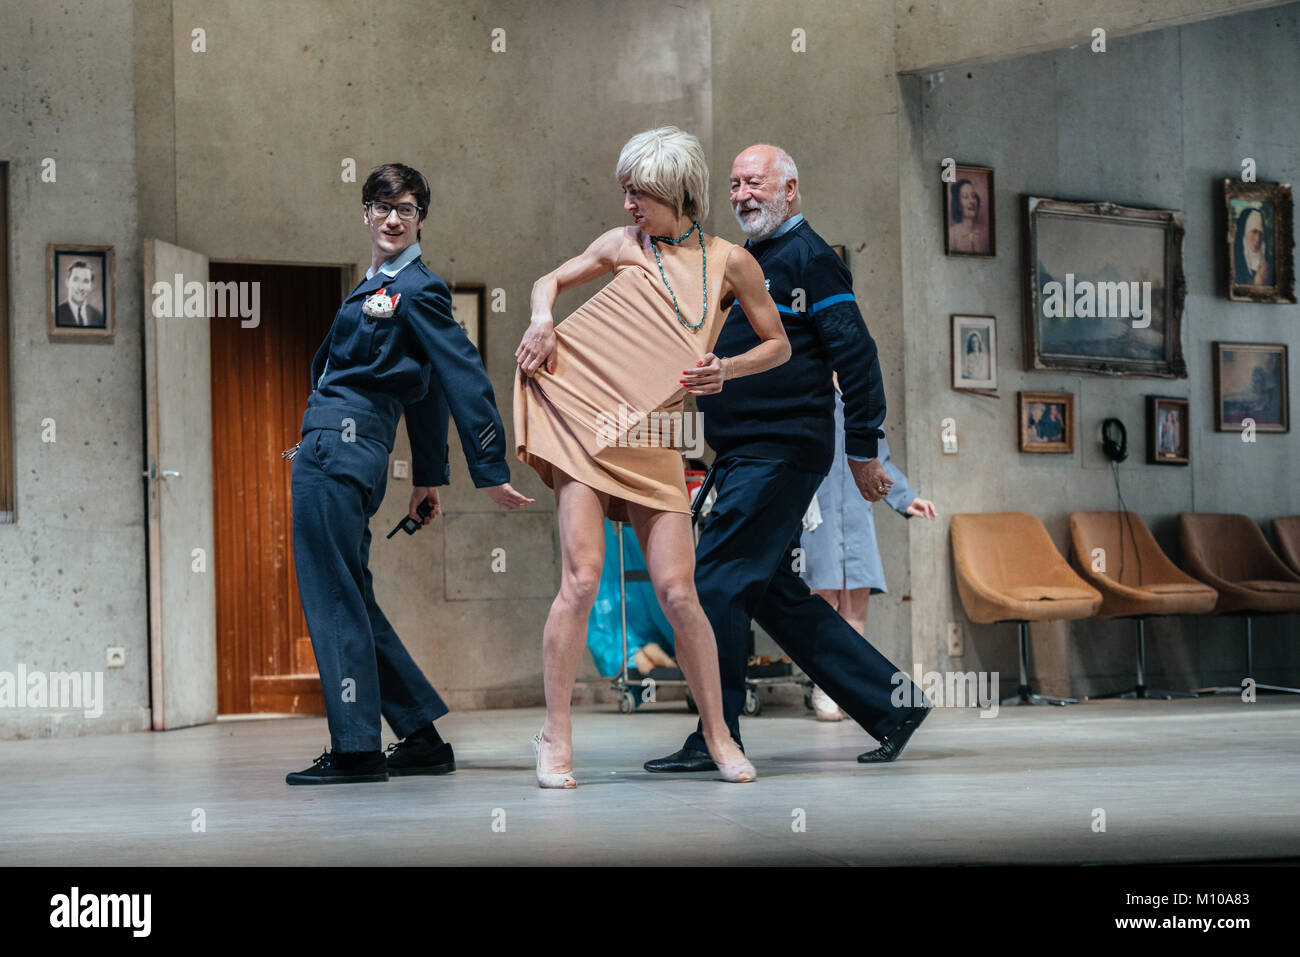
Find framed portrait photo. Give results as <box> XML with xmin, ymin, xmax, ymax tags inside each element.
<box><xmin>47</xmin><ymin>243</ymin><xmax>115</xmax><ymax>342</ymax></box>
<box><xmin>1224</xmin><ymin>180</ymin><xmax>1295</xmax><ymax>304</ymax></box>
<box><xmin>951</xmin><ymin>314</ymin><xmax>997</xmax><ymax>391</ymax></box>
<box><xmin>1147</xmin><ymin>395</ymin><xmax>1190</xmax><ymax>465</ymax></box>
<box><xmin>944</xmin><ymin>164</ymin><xmax>995</xmax><ymax>258</ymax></box>
<box><xmin>450</xmin><ymin>283</ymin><xmax>487</xmax><ymax>368</ymax></box>
<box><xmin>1213</xmin><ymin>341</ymin><xmax>1289</xmax><ymax>433</ymax></box>
<box><xmin>1023</xmin><ymin>197</ymin><xmax>1186</xmax><ymax>378</ymax></box>
<box><xmin>1019</xmin><ymin>390</ymin><xmax>1074</xmax><ymax>454</ymax></box>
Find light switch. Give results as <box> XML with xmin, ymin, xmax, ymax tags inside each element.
<box><xmin>392</xmin><ymin>459</ymin><xmax>410</xmax><ymax>480</ymax></box>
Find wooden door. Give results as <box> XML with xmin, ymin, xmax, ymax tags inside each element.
<box><xmin>143</xmin><ymin>239</ymin><xmax>217</xmax><ymax>729</ymax></box>
<box><xmin>210</xmin><ymin>262</ymin><xmax>344</xmax><ymax>714</ymax></box>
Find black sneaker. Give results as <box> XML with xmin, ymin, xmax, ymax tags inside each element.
<box><xmin>385</xmin><ymin>738</ymin><xmax>456</xmax><ymax>776</ymax></box>
<box><xmin>285</xmin><ymin>749</ymin><xmax>389</xmax><ymax>785</ymax></box>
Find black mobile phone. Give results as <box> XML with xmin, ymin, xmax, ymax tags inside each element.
<box><xmin>386</xmin><ymin>498</ymin><xmax>434</xmax><ymax>539</ymax></box>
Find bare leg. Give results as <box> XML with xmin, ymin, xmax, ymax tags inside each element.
<box><xmin>840</xmin><ymin>589</ymin><xmax>870</xmax><ymax>637</ymax></box>
<box><xmin>812</xmin><ymin>587</ymin><xmax>843</xmax><ymax>614</ymax></box>
<box><xmin>633</xmin><ymin>647</ymin><xmax>654</xmax><ymax>674</ymax></box>
<box><xmin>633</xmin><ymin>642</ymin><xmax>676</xmax><ymax>673</ymax></box>
<box><xmin>538</xmin><ymin>471</ymin><xmax>609</xmax><ymax>777</ymax></box>
<box><xmin>626</xmin><ymin>502</ymin><xmax>751</xmax><ymax>775</ymax></box>
<box><xmin>643</xmin><ymin>641</ymin><xmax>677</xmax><ymax>668</ymax></box>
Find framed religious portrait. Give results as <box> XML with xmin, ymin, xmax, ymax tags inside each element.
<box><xmin>1019</xmin><ymin>390</ymin><xmax>1074</xmax><ymax>454</ymax></box>
<box><xmin>1146</xmin><ymin>395</ymin><xmax>1190</xmax><ymax>465</ymax></box>
<box><xmin>47</xmin><ymin>243</ymin><xmax>115</xmax><ymax>343</ymax></box>
<box><xmin>1023</xmin><ymin>196</ymin><xmax>1186</xmax><ymax>378</ymax></box>
<box><xmin>1213</xmin><ymin>341</ymin><xmax>1289</xmax><ymax>433</ymax></box>
<box><xmin>951</xmin><ymin>314</ymin><xmax>997</xmax><ymax>391</ymax></box>
<box><xmin>944</xmin><ymin>164</ymin><xmax>995</xmax><ymax>258</ymax></box>
<box><xmin>450</xmin><ymin>283</ymin><xmax>487</xmax><ymax>368</ymax></box>
<box><xmin>1224</xmin><ymin>180</ymin><xmax>1295</xmax><ymax>304</ymax></box>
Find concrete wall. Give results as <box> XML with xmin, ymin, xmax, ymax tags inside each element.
<box><xmin>898</xmin><ymin>2</ymin><xmax>1300</xmax><ymax>697</ymax></box>
<box><xmin>144</xmin><ymin>0</ymin><xmax>714</xmax><ymax>708</ymax></box>
<box><xmin>0</xmin><ymin>0</ymin><xmax>151</xmax><ymax>736</ymax></box>
<box><xmin>894</xmin><ymin>0</ymin><xmax>1292</xmax><ymax>72</ymax></box>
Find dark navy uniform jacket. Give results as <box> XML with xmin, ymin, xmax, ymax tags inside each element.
<box><xmin>302</xmin><ymin>242</ymin><xmax>509</xmax><ymax>488</ymax></box>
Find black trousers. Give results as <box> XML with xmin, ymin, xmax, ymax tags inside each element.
<box><xmin>683</xmin><ymin>455</ymin><xmax>922</xmax><ymax>753</ymax></box>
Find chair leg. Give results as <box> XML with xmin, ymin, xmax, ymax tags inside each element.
<box><xmin>1000</xmin><ymin>622</ymin><xmax>1078</xmax><ymax>706</ymax></box>
<box><xmin>1197</xmin><ymin>616</ymin><xmax>1300</xmax><ymax>695</ymax></box>
<box><xmin>1244</xmin><ymin>616</ymin><xmax>1300</xmax><ymax>694</ymax></box>
<box><xmin>1115</xmin><ymin>619</ymin><xmax>1198</xmax><ymax>700</ymax></box>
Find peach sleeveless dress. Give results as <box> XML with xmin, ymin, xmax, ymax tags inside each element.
<box><xmin>514</xmin><ymin>226</ymin><xmax>736</xmax><ymax>522</ymax></box>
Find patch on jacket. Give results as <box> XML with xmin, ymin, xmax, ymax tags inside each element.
<box><xmin>363</xmin><ymin>286</ymin><xmax>401</xmax><ymax>319</ymax></box>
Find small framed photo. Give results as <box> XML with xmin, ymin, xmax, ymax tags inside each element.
<box><xmin>944</xmin><ymin>164</ymin><xmax>995</xmax><ymax>257</ymax></box>
<box><xmin>951</xmin><ymin>314</ymin><xmax>997</xmax><ymax>391</ymax></box>
<box><xmin>450</xmin><ymin>283</ymin><xmax>487</xmax><ymax>367</ymax></box>
<box><xmin>1147</xmin><ymin>396</ymin><xmax>1190</xmax><ymax>465</ymax></box>
<box><xmin>1019</xmin><ymin>390</ymin><xmax>1074</xmax><ymax>453</ymax></box>
<box><xmin>1213</xmin><ymin>341</ymin><xmax>1289</xmax><ymax>433</ymax></box>
<box><xmin>831</xmin><ymin>244</ymin><xmax>847</xmax><ymax>265</ymax></box>
<box><xmin>47</xmin><ymin>243</ymin><xmax>115</xmax><ymax>342</ymax></box>
<box><xmin>1224</xmin><ymin>180</ymin><xmax>1295</xmax><ymax>304</ymax></box>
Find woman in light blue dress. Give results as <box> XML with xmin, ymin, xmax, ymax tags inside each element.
<box><xmin>799</xmin><ymin>390</ymin><xmax>937</xmax><ymax>719</ymax></box>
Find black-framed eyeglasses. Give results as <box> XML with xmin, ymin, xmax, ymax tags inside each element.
<box><xmin>366</xmin><ymin>201</ymin><xmax>423</xmax><ymax>221</ymax></box>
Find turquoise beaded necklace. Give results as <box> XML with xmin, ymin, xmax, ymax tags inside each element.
<box><xmin>649</xmin><ymin>221</ymin><xmax>707</xmax><ymax>331</ymax></box>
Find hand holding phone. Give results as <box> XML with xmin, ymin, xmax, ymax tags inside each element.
<box><xmin>386</xmin><ymin>498</ymin><xmax>434</xmax><ymax>540</ymax></box>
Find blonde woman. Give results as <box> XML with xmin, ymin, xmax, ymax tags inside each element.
<box><xmin>514</xmin><ymin>127</ymin><xmax>790</xmax><ymax>786</ymax></box>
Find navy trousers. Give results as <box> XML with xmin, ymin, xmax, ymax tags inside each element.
<box><xmin>683</xmin><ymin>455</ymin><xmax>921</xmax><ymax>754</ymax></box>
<box><xmin>291</xmin><ymin>427</ymin><xmax>448</xmax><ymax>753</ymax></box>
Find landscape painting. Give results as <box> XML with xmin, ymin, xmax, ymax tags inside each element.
<box><xmin>1024</xmin><ymin>197</ymin><xmax>1187</xmax><ymax>378</ymax></box>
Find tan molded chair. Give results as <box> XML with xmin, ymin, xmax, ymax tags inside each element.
<box><xmin>1272</xmin><ymin>516</ymin><xmax>1300</xmax><ymax>577</ymax></box>
<box><xmin>951</xmin><ymin>512</ymin><xmax>1102</xmax><ymax>706</ymax></box>
<box><xmin>1068</xmin><ymin>511</ymin><xmax>1217</xmax><ymax>699</ymax></box>
<box><xmin>1179</xmin><ymin>513</ymin><xmax>1300</xmax><ymax>695</ymax></box>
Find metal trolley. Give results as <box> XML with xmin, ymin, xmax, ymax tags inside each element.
<box><xmin>605</xmin><ymin>465</ymin><xmax>814</xmax><ymax>716</ymax></box>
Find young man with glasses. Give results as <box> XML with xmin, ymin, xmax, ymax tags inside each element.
<box><xmin>286</xmin><ymin>163</ymin><xmax>533</xmax><ymax>785</ymax></box>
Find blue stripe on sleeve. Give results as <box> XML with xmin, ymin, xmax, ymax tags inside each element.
<box><xmin>810</xmin><ymin>293</ymin><xmax>856</xmax><ymax>314</ymax></box>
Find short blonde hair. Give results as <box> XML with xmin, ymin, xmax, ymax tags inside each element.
<box><xmin>616</xmin><ymin>126</ymin><xmax>709</xmax><ymax>224</ymax></box>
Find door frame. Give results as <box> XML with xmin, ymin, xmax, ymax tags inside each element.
<box><xmin>205</xmin><ymin>257</ymin><xmax>355</xmax><ymax>715</ymax></box>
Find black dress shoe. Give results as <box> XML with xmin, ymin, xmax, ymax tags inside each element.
<box><xmin>858</xmin><ymin>706</ymin><xmax>931</xmax><ymax>763</ymax></box>
<box><xmin>643</xmin><ymin>747</ymin><xmax>718</xmax><ymax>773</ymax></box>
<box><xmin>386</xmin><ymin>738</ymin><xmax>456</xmax><ymax>776</ymax></box>
<box><xmin>286</xmin><ymin>749</ymin><xmax>389</xmax><ymax>785</ymax></box>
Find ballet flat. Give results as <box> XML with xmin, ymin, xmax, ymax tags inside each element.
<box><xmin>532</xmin><ymin>731</ymin><xmax>577</xmax><ymax>789</ymax></box>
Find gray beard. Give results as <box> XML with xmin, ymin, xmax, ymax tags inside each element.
<box><xmin>733</xmin><ymin>194</ymin><xmax>790</xmax><ymax>241</ymax></box>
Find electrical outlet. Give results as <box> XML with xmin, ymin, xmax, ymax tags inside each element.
<box><xmin>392</xmin><ymin>459</ymin><xmax>409</xmax><ymax>480</ymax></box>
<box><xmin>106</xmin><ymin>647</ymin><xmax>126</xmax><ymax>668</ymax></box>
<box><xmin>946</xmin><ymin>623</ymin><xmax>963</xmax><ymax>658</ymax></box>
<box><xmin>941</xmin><ymin>417</ymin><xmax>958</xmax><ymax>454</ymax></box>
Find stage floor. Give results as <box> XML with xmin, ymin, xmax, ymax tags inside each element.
<box><xmin>2</xmin><ymin>696</ymin><xmax>1297</xmax><ymax>866</ymax></box>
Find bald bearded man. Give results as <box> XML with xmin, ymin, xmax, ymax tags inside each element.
<box><xmin>645</xmin><ymin>145</ymin><xmax>932</xmax><ymax>772</ymax></box>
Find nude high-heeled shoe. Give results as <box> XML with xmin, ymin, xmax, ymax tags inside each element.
<box><xmin>716</xmin><ymin>757</ymin><xmax>757</xmax><ymax>783</ymax></box>
<box><xmin>710</xmin><ymin>741</ymin><xmax>757</xmax><ymax>783</ymax></box>
<box><xmin>532</xmin><ymin>730</ymin><xmax>576</xmax><ymax>789</ymax></box>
